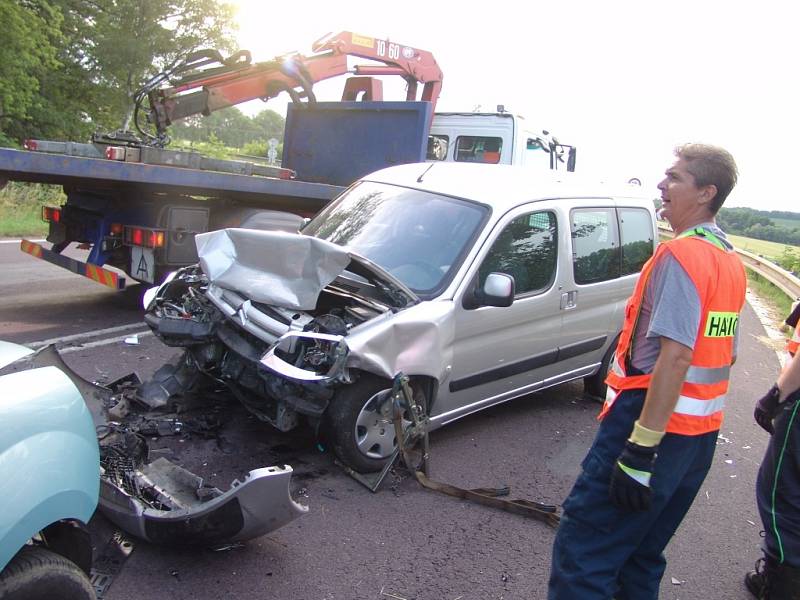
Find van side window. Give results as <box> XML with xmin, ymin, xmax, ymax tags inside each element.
<box><xmin>478</xmin><ymin>210</ymin><xmax>557</xmax><ymax>296</ymax></box>
<box><xmin>455</xmin><ymin>136</ymin><xmax>503</xmax><ymax>164</ymax></box>
<box><xmin>427</xmin><ymin>135</ymin><xmax>449</xmax><ymax>161</ymax></box>
<box><xmin>619</xmin><ymin>207</ymin><xmax>654</xmax><ymax>275</ymax></box>
<box><xmin>571</xmin><ymin>208</ymin><xmax>620</xmax><ymax>284</ymax></box>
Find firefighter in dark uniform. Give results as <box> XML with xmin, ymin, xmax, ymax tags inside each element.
<box><xmin>746</xmin><ymin>322</ymin><xmax>800</xmax><ymax>599</ymax></box>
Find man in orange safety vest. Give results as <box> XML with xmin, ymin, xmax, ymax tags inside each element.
<box><xmin>548</xmin><ymin>144</ymin><xmax>746</xmax><ymax>599</ymax></box>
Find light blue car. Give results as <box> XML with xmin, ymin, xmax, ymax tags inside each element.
<box><xmin>0</xmin><ymin>341</ymin><xmax>99</xmax><ymax>599</ymax></box>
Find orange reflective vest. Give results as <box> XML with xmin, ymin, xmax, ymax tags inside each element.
<box><xmin>786</xmin><ymin>323</ymin><xmax>800</xmax><ymax>357</ymax></box>
<box><xmin>602</xmin><ymin>228</ymin><xmax>747</xmax><ymax>435</ymax></box>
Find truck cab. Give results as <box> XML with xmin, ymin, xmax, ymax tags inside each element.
<box><xmin>427</xmin><ymin>111</ymin><xmax>577</xmax><ymax>172</ymax></box>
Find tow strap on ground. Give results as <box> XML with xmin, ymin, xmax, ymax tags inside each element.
<box><xmin>340</xmin><ymin>373</ymin><xmax>560</xmax><ymax>528</ymax></box>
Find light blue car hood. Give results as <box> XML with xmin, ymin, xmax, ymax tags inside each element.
<box><xmin>0</xmin><ymin>341</ymin><xmax>34</xmax><ymax>370</ymax></box>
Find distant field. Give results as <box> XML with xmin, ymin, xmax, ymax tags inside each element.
<box><xmin>725</xmin><ymin>233</ymin><xmax>798</xmax><ymax>260</ymax></box>
<box><xmin>659</xmin><ymin>222</ymin><xmax>798</xmax><ymax>261</ymax></box>
<box><xmin>770</xmin><ymin>217</ymin><xmax>800</xmax><ymax>230</ymax></box>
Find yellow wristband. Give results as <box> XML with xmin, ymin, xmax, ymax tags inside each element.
<box><xmin>629</xmin><ymin>420</ymin><xmax>665</xmax><ymax>447</ymax></box>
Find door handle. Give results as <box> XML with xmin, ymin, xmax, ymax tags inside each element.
<box><xmin>560</xmin><ymin>290</ymin><xmax>577</xmax><ymax>310</ymax></box>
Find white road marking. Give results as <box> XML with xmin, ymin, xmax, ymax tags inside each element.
<box><xmin>28</xmin><ymin>322</ymin><xmax>148</xmax><ymax>349</ymax></box>
<box><xmin>745</xmin><ymin>289</ymin><xmax>788</xmax><ymax>366</ymax></box>
<box><xmin>57</xmin><ymin>330</ymin><xmax>153</xmax><ymax>354</ymax></box>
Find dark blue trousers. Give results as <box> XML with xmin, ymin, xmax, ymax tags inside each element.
<box><xmin>756</xmin><ymin>397</ymin><xmax>800</xmax><ymax>568</ymax></box>
<box><xmin>548</xmin><ymin>389</ymin><xmax>718</xmax><ymax>600</ymax></box>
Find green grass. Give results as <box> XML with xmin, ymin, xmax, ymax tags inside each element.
<box><xmin>748</xmin><ymin>271</ymin><xmax>793</xmax><ymax>321</ymax></box>
<box><xmin>0</xmin><ymin>182</ymin><xmax>62</xmax><ymax>237</ymax></box>
<box><xmin>719</xmin><ymin>233</ymin><xmax>797</xmax><ymax>262</ymax></box>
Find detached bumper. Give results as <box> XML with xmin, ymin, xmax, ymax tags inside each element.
<box><xmin>100</xmin><ymin>463</ymin><xmax>307</xmax><ymax>546</ymax></box>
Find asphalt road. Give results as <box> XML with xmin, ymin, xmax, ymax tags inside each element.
<box><xmin>0</xmin><ymin>240</ymin><xmax>788</xmax><ymax>599</ymax></box>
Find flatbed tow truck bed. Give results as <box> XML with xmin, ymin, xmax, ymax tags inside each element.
<box><xmin>0</xmin><ymin>147</ymin><xmax>343</xmax><ymax>212</ymax></box>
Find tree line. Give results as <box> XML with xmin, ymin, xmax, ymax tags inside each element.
<box><xmin>716</xmin><ymin>207</ymin><xmax>800</xmax><ymax>246</ymax></box>
<box><xmin>0</xmin><ymin>0</ymin><xmax>283</xmax><ymax>151</ymax></box>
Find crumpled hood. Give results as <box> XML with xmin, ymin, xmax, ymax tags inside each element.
<box><xmin>195</xmin><ymin>228</ymin><xmax>416</xmax><ymax>310</ymax></box>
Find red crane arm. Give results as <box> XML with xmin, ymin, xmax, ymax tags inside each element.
<box><xmin>142</xmin><ymin>32</ymin><xmax>443</xmax><ymax>141</ymax></box>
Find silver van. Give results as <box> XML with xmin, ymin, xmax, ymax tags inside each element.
<box><xmin>144</xmin><ymin>162</ymin><xmax>657</xmax><ymax>472</ymax></box>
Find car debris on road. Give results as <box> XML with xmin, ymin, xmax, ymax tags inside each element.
<box><xmin>0</xmin><ymin>343</ymin><xmax>308</xmax><ymax>547</ymax></box>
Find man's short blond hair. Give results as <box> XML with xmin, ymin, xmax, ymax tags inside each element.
<box><xmin>675</xmin><ymin>144</ymin><xmax>738</xmax><ymax>214</ymax></box>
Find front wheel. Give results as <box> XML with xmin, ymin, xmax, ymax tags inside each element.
<box><xmin>584</xmin><ymin>335</ymin><xmax>619</xmax><ymax>402</ymax></box>
<box><xmin>0</xmin><ymin>546</ymin><xmax>95</xmax><ymax>600</ymax></box>
<box><xmin>324</xmin><ymin>374</ymin><xmax>426</xmax><ymax>473</ymax></box>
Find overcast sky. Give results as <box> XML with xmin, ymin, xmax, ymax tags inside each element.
<box><xmin>231</xmin><ymin>0</ymin><xmax>797</xmax><ymax>213</ymax></box>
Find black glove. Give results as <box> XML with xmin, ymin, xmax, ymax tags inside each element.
<box><xmin>754</xmin><ymin>384</ymin><xmax>781</xmax><ymax>434</ymax></box>
<box><xmin>610</xmin><ymin>440</ymin><xmax>658</xmax><ymax>512</ymax></box>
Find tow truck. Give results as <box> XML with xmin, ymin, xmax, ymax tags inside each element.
<box><xmin>0</xmin><ymin>32</ymin><xmax>575</xmax><ymax>290</ymax></box>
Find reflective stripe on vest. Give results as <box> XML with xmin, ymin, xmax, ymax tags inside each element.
<box><xmin>675</xmin><ymin>392</ymin><xmax>727</xmax><ymax>416</ymax></box>
<box><xmin>684</xmin><ymin>365</ymin><xmax>730</xmax><ymax>385</ymax></box>
<box><xmin>602</xmin><ymin>230</ymin><xmax>747</xmax><ymax>435</ymax></box>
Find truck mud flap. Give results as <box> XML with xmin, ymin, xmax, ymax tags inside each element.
<box><xmin>20</xmin><ymin>239</ymin><xmax>126</xmax><ymax>290</ymax></box>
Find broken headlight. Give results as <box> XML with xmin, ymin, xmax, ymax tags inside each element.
<box><xmin>259</xmin><ymin>331</ymin><xmax>348</xmax><ymax>381</ymax></box>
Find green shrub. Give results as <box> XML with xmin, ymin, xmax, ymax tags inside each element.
<box><xmin>0</xmin><ymin>182</ymin><xmax>63</xmax><ymax>237</ymax></box>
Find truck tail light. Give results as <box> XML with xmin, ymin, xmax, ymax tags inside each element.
<box><xmin>124</xmin><ymin>226</ymin><xmax>166</xmax><ymax>248</ymax></box>
<box><xmin>278</xmin><ymin>168</ymin><xmax>296</xmax><ymax>180</ymax></box>
<box><xmin>42</xmin><ymin>206</ymin><xmax>62</xmax><ymax>223</ymax></box>
<box><xmin>109</xmin><ymin>223</ymin><xmax>123</xmax><ymax>235</ymax></box>
<box><xmin>105</xmin><ymin>146</ymin><xmax>126</xmax><ymax>160</ymax></box>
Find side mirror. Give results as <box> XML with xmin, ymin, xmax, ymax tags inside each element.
<box><xmin>567</xmin><ymin>147</ymin><xmax>577</xmax><ymax>172</ymax></box>
<box><xmin>465</xmin><ymin>272</ymin><xmax>515</xmax><ymax>309</ymax></box>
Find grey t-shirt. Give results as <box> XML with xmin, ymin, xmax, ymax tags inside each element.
<box><xmin>630</xmin><ymin>223</ymin><xmax>739</xmax><ymax>373</ymax></box>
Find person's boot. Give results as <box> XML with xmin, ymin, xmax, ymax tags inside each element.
<box><xmin>745</xmin><ymin>558</ymin><xmax>767</xmax><ymax>598</ymax></box>
<box><xmin>747</xmin><ymin>557</ymin><xmax>800</xmax><ymax>599</ymax></box>
<box><xmin>766</xmin><ymin>561</ymin><xmax>800</xmax><ymax>599</ymax></box>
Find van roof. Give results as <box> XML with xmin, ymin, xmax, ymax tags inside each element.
<box><xmin>362</xmin><ymin>162</ymin><xmax>652</xmax><ymax>211</ymax></box>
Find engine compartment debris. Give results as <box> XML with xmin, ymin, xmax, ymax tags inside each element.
<box><xmin>0</xmin><ymin>344</ymin><xmax>308</xmax><ymax>547</ymax></box>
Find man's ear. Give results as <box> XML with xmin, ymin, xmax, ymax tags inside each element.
<box><xmin>698</xmin><ymin>184</ymin><xmax>718</xmax><ymax>207</ymax></box>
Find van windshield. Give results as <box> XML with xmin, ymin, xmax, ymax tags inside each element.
<box><xmin>304</xmin><ymin>181</ymin><xmax>488</xmax><ymax>295</ymax></box>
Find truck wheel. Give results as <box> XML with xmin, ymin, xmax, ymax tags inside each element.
<box><xmin>583</xmin><ymin>335</ymin><xmax>619</xmax><ymax>402</ymax></box>
<box><xmin>0</xmin><ymin>546</ymin><xmax>95</xmax><ymax>600</ymax></box>
<box><xmin>325</xmin><ymin>374</ymin><xmax>425</xmax><ymax>473</ymax></box>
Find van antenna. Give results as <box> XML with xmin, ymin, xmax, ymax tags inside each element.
<box><xmin>417</xmin><ymin>162</ymin><xmax>435</xmax><ymax>183</ymax></box>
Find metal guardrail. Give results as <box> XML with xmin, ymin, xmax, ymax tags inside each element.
<box><xmin>658</xmin><ymin>225</ymin><xmax>800</xmax><ymax>301</ymax></box>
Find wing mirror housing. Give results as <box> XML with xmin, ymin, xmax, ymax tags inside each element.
<box><xmin>464</xmin><ymin>272</ymin><xmax>515</xmax><ymax>309</ymax></box>
<box><xmin>567</xmin><ymin>147</ymin><xmax>577</xmax><ymax>172</ymax></box>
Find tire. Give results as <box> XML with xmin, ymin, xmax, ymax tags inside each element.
<box><xmin>583</xmin><ymin>335</ymin><xmax>619</xmax><ymax>402</ymax></box>
<box><xmin>0</xmin><ymin>546</ymin><xmax>95</xmax><ymax>600</ymax></box>
<box><xmin>324</xmin><ymin>374</ymin><xmax>425</xmax><ymax>473</ymax></box>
